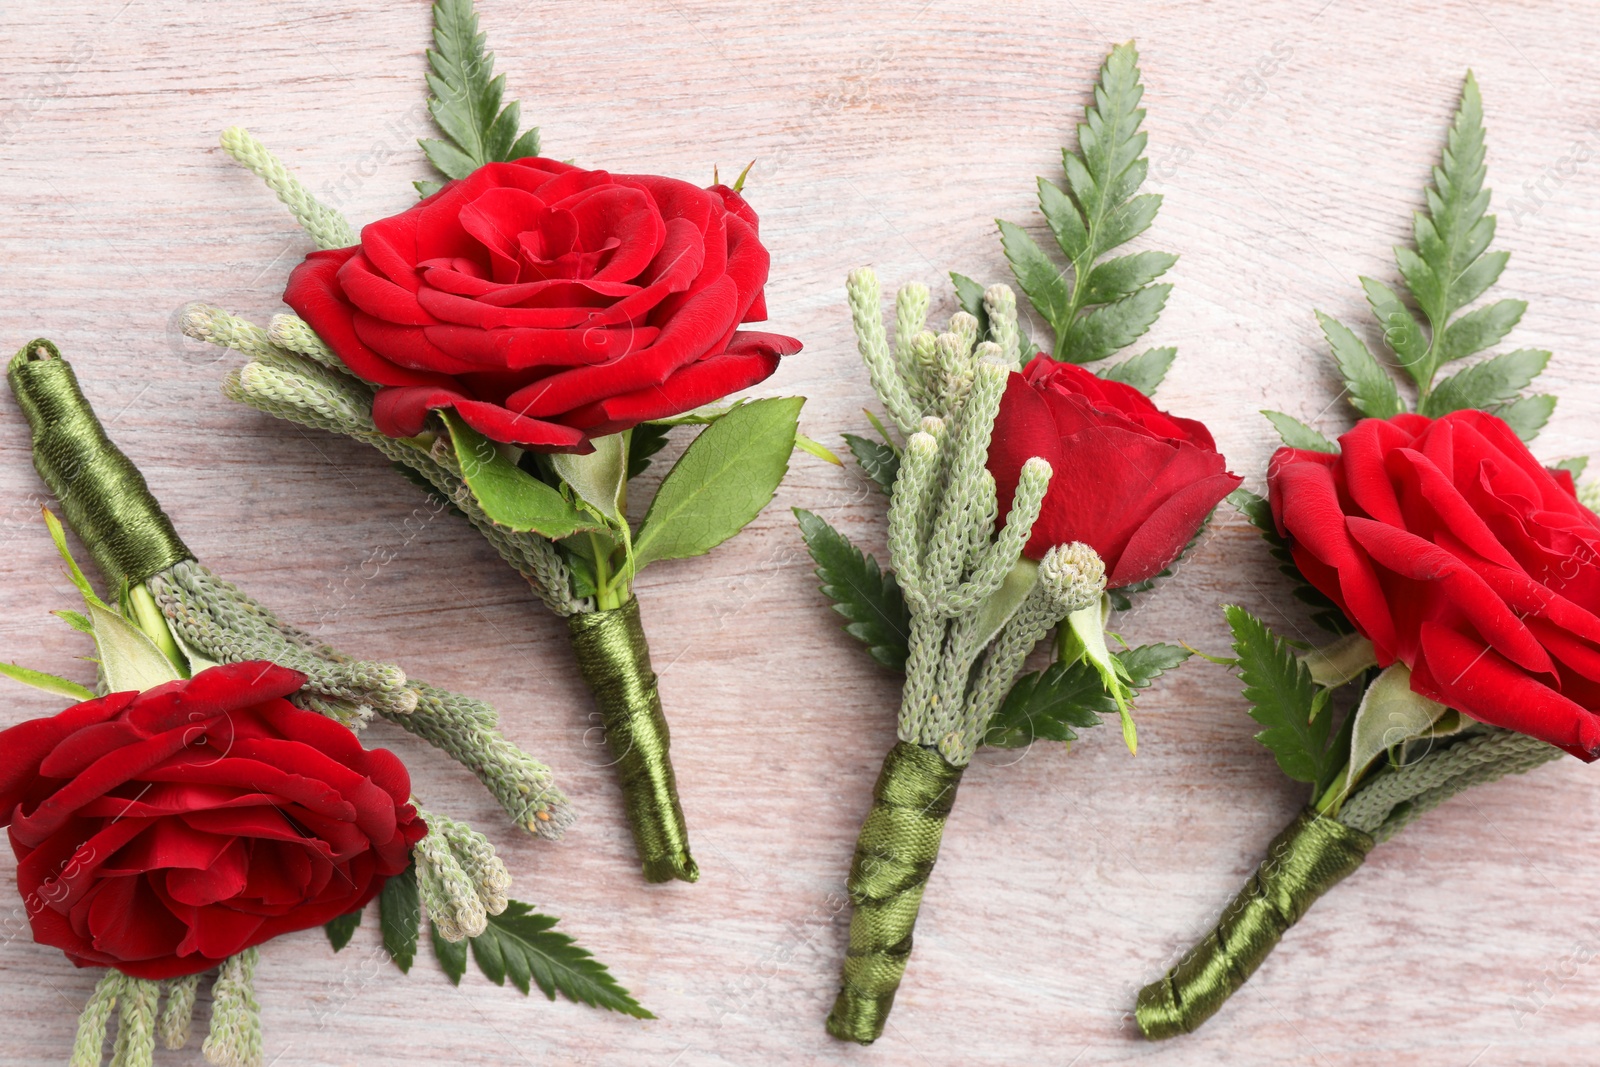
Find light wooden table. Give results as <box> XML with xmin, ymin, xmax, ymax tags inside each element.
<box><xmin>3</xmin><ymin>2</ymin><xmax>1599</xmax><ymax>1064</ymax></box>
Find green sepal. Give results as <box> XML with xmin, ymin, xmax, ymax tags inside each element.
<box><xmin>1060</xmin><ymin>598</ymin><xmax>1137</xmax><ymax>752</ymax></box>
<box><xmin>552</xmin><ymin>433</ymin><xmax>627</xmax><ymax>524</ymax></box>
<box><xmin>0</xmin><ymin>661</ymin><xmax>94</xmax><ymax>701</ymax></box>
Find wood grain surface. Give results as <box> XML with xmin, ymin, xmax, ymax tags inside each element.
<box><xmin>3</xmin><ymin>1</ymin><xmax>1600</xmax><ymax>1064</ymax></box>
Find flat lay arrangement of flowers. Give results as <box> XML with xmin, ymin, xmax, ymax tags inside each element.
<box><xmin>4</xmin><ymin>1</ymin><xmax>1599</xmax><ymax>1064</ymax></box>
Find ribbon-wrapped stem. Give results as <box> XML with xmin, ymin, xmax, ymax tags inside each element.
<box><xmin>827</xmin><ymin>741</ymin><xmax>963</xmax><ymax>1044</ymax></box>
<box><xmin>1136</xmin><ymin>726</ymin><xmax>1563</xmax><ymax>1038</ymax></box>
<box><xmin>8</xmin><ymin>339</ymin><xmax>192</xmax><ymax>589</ymax></box>
<box><xmin>1135</xmin><ymin>809</ymin><xmax>1373</xmax><ymax>1039</ymax></box>
<box><xmin>568</xmin><ymin>596</ymin><xmax>696</xmax><ymax>883</ymax></box>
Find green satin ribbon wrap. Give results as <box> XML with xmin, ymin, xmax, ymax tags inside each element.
<box><xmin>567</xmin><ymin>597</ymin><xmax>697</xmax><ymax>884</ymax></box>
<box><xmin>827</xmin><ymin>741</ymin><xmax>964</xmax><ymax>1045</ymax></box>
<box><xmin>7</xmin><ymin>340</ymin><xmax>191</xmax><ymax>588</ymax></box>
<box><xmin>1136</xmin><ymin>808</ymin><xmax>1374</xmax><ymax>1039</ymax></box>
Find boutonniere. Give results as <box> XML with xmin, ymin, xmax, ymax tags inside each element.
<box><xmin>181</xmin><ymin>0</ymin><xmax>807</xmax><ymax>884</ymax></box>
<box><xmin>3</xmin><ymin>342</ymin><xmax>646</xmax><ymax>1067</ymax></box>
<box><xmin>798</xmin><ymin>44</ymin><xmax>1240</xmax><ymax>1043</ymax></box>
<box><xmin>1137</xmin><ymin>73</ymin><xmax>1588</xmax><ymax>1038</ymax></box>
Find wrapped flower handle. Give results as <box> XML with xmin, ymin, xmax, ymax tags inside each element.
<box><xmin>8</xmin><ymin>339</ymin><xmax>192</xmax><ymax>587</ymax></box>
<box><xmin>1135</xmin><ymin>809</ymin><xmax>1373</xmax><ymax>1039</ymax></box>
<box><xmin>827</xmin><ymin>741</ymin><xmax>964</xmax><ymax>1044</ymax></box>
<box><xmin>568</xmin><ymin>597</ymin><xmax>696</xmax><ymax>883</ymax></box>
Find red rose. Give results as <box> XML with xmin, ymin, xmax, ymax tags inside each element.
<box><xmin>1269</xmin><ymin>409</ymin><xmax>1600</xmax><ymax>759</ymax></box>
<box><xmin>284</xmin><ymin>157</ymin><xmax>802</xmax><ymax>451</ymax></box>
<box><xmin>0</xmin><ymin>662</ymin><xmax>424</xmax><ymax>978</ymax></box>
<box><xmin>987</xmin><ymin>356</ymin><xmax>1241</xmax><ymax>586</ymax></box>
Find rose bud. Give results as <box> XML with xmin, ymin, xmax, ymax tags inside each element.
<box><xmin>986</xmin><ymin>356</ymin><xmax>1241</xmax><ymax>587</ymax></box>
<box><xmin>1269</xmin><ymin>409</ymin><xmax>1600</xmax><ymax>758</ymax></box>
<box><xmin>283</xmin><ymin>158</ymin><xmax>802</xmax><ymax>451</ymax></box>
<box><xmin>1</xmin><ymin>662</ymin><xmax>425</xmax><ymax>979</ymax></box>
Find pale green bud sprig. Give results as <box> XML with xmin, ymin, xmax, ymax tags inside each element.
<box><xmin>850</xmin><ymin>267</ymin><xmax>1107</xmax><ymax>765</ymax></box>
<box><xmin>412</xmin><ymin>808</ymin><xmax>514</xmax><ymax>941</ymax></box>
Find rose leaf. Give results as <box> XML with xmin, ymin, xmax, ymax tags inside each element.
<box><xmin>630</xmin><ymin>396</ymin><xmax>803</xmax><ymax>571</ymax></box>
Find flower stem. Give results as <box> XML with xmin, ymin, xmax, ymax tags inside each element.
<box><xmin>567</xmin><ymin>596</ymin><xmax>695</xmax><ymax>882</ymax></box>
<box><xmin>827</xmin><ymin>741</ymin><xmax>963</xmax><ymax>1044</ymax></box>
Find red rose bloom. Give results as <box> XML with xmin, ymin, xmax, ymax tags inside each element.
<box><xmin>1</xmin><ymin>662</ymin><xmax>424</xmax><ymax>978</ymax></box>
<box><xmin>1269</xmin><ymin>409</ymin><xmax>1600</xmax><ymax>759</ymax></box>
<box><xmin>986</xmin><ymin>356</ymin><xmax>1241</xmax><ymax>586</ymax></box>
<box><xmin>284</xmin><ymin>157</ymin><xmax>802</xmax><ymax>451</ymax></box>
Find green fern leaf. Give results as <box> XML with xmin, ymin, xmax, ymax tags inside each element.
<box><xmin>419</xmin><ymin>0</ymin><xmax>541</xmax><ymax>186</ymax></box>
<box><xmin>999</xmin><ymin>42</ymin><xmax>1175</xmax><ymax>370</ymax></box>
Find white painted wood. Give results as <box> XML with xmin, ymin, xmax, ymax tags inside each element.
<box><xmin>2</xmin><ymin>2</ymin><xmax>1598</xmax><ymax>1063</ymax></box>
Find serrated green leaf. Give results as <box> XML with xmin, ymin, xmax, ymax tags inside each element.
<box><xmin>1360</xmin><ymin>276</ymin><xmax>1429</xmax><ymax>383</ymax></box>
<box><xmin>414</xmin><ymin>179</ymin><xmax>447</xmax><ymax>199</ymax></box>
<box><xmin>794</xmin><ymin>508</ymin><xmax>909</xmax><ymax>670</ymax></box>
<box><xmin>1438</xmin><ymin>298</ymin><xmax>1525</xmax><ymax>364</ymax></box>
<box><xmin>1100</xmin><ymin>346</ymin><xmax>1175</xmax><ymax>395</ymax></box>
<box><xmin>1097</xmin><ymin>193</ymin><xmax>1161</xmax><ymax>253</ymax></box>
<box><xmin>1555</xmin><ymin>456</ymin><xmax>1589</xmax><ymax>478</ymax></box>
<box><xmin>997</xmin><ymin>45</ymin><xmax>1172</xmax><ymax>370</ymax></box>
<box><xmin>421</xmin><ymin>0</ymin><xmax>540</xmax><ymax>184</ymax></box>
<box><xmin>444</xmin><ymin>412</ymin><xmax>602</xmax><ymax>539</ymax></box>
<box><xmin>1082</xmin><ymin>251</ymin><xmax>1178</xmax><ymax>306</ymax></box>
<box><xmin>1057</xmin><ymin>284</ymin><xmax>1170</xmax><ymax>363</ymax></box>
<box><xmin>379</xmin><ymin>865</ymin><xmax>420</xmax><ymax>974</ymax></box>
<box><xmin>998</xmin><ymin>220</ymin><xmax>1072</xmax><ymax>334</ymax></box>
<box><xmin>1315</xmin><ymin>311</ymin><xmax>1404</xmax><ymax>419</ymax></box>
<box><xmin>469</xmin><ymin>902</ymin><xmax>652</xmax><ymax>1018</ymax></box>
<box><xmin>984</xmin><ymin>643</ymin><xmax>1187</xmax><ymax>749</ymax></box>
<box><xmin>631</xmin><ymin>397</ymin><xmax>802</xmax><ymax>569</ymax></box>
<box><xmin>1037</xmin><ymin>177</ymin><xmax>1090</xmax><ymax>262</ymax></box>
<box><xmin>842</xmin><ymin>433</ymin><xmax>899</xmax><ymax>495</ymax></box>
<box><xmin>1262</xmin><ymin>411</ymin><xmax>1337</xmax><ymax>453</ymax></box>
<box><xmin>507</xmin><ymin>127</ymin><xmax>541</xmax><ymax>160</ymax></box>
<box><xmin>984</xmin><ymin>660</ymin><xmax>1107</xmax><ymax>748</ymax></box>
<box><xmin>1415</xmin><ymin>73</ymin><xmax>1490</xmax><ymax>321</ymax></box>
<box><xmin>552</xmin><ymin>433</ymin><xmax>627</xmax><ymax>523</ymax></box>
<box><xmin>430</xmin><ymin>920</ymin><xmax>468</xmax><ymax>985</ymax></box>
<box><xmin>1495</xmin><ymin>393</ymin><xmax>1556</xmax><ymax>441</ymax></box>
<box><xmin>950</xmin><ymin>271</ymin><xmax>992</xmax><ymax>339</ymax></box>
<box><xmin>0</xmin><ymin>661</ymin><xmax>93</xmax><ymax>700</ymax></box>
<box><xmin>1227</xmin><ymin>487</ymin><xmax>1274</xmax><ymax>535</ymax></box>
<box><xmin>1423</xmin><ymin>348</ymin><xmax>1549</xmax><ymax>416</ymax></box>
<box><xmin>419</xmin><ymin>137</ymin><xmax>480</xmax><ymax>182</ymax></box>
<box><xmin>625</xmin><ymin>422</ymin><xmax>671</xmax><ymax>479</ymax></box>
<box><xmin>325</xmin><ymin>909</ymin><xmax>361</xmax><ymax>953</ymax></box>
<box><xmin>1226</xmin><ymin>605</ymin><xmax>1336</xmax><ymax>784</ymax></box>
<box><xmin>1075</xmin><ymin>42</ymin><xmax>1148</xmax><ymax>237</ymax></box>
